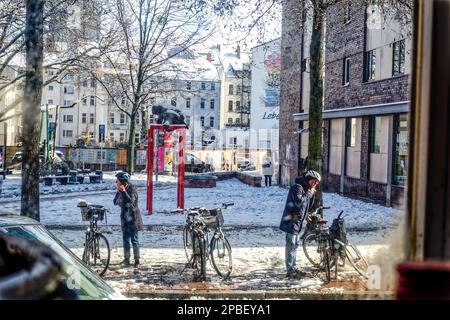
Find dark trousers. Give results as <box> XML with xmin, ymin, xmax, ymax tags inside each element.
<box><xmin>122</xmin><ymin>228</ymin><xmax>140</xmax><ymax>261</ymax></box>
<box><xmin>264</xmin><ymin>175</ymin><xmax>272</xmax><ymax>186</ymax></box>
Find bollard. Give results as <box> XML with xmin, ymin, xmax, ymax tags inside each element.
<box><xmin>95</xmin><ymin>170</ymin><xmax>103</xmax><ymax>182</ymax></box>
<box><xmin>68</xmin><ymin>170</ymin><xmax>78</xmax><ymax>184</ymax></box>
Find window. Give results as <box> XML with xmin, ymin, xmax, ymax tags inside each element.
<box><xmin>47</xmin><ymin>99</ymin><xmax>54</xmax><ymax>105</ymax></box>
<box><xmin>109</xmin><ymin>132</ymin><xmax>114</xmax><ymax>141</ymax></box>
<box><xmin>119</xmin><ymin>132</ymin><xmax>125</xmax><ymax>142</ymax></box>
<box><xmin>186</xmin><ymin>81</ymin><xmax>191</xmax><ymax>90</ymax></box>
<box><xmin>90</xmin><ymin>79</ymin><xmax>96</xmax><ymax>88</ymax></box>
<box><xmin>82</xmin><ymin>113</ymin><xmax>87</xmax><ymax>124</ymax></box>
<box><xmin>393</xmin><ymin>114</ymin><xmax>408</xmax><ymax>186</ymax></box>
<box><xmin>228</xmin><ymin>101</ymin><xmax>233</xmax><ymax>112</ymax></box>
<box><xmin>150</xmin><ymin>97</ymin><xmax>156</xmax><ymax>105</ymax></box>
<box><xmin>229</xmin><ymin>84</ymin><xmax>234</xmax><ymax>95</ymax></box>
<box><xmin>344</xmin><ymin>0</ymin><xmax>351</xmax><ymax>24</ymax></box>
<box><xmin>90</xmin><ymin>113</ymin><xmax>95</xmax><ymax>124</ymax></box>
<box><xmin>82</xmin><ymin>98</ymin><xmax>87</xmax><ymax>106</ymax></box>
<box><xmin>392</xmin><ymin>39</ymin><xmax>406</xmax><ymax>76</ymax></box>
<box><xmin>342</xmin><ymin>58</ymin><xmax>350</xmax><ymax>85</ymax></box>
<box><xmin>135</xmin><ymin>133</ymin><xmax>140</xmax><ymax>144</ymax></box>
<box><xmin>228</xmin><ymin>118</ymin><xmax>233</xmax><ymax>124</ymax></box>
<box><xmin>64</xmin><ymin>86</ymin><xmax>74</xmax><ymax>94</ymax></box>
<box><xmin>185</xmin><ymin>116</ymin><xmax>190</xmax><ymax>125</ymax></box>
<box><xmin>210</xmin><ymin>82</ymin><xmax>215</xmax><ymax>91</ymax></box>
<box><xmin>63</xmin><ymin>115</ymin><xmax>73</xmax><ymax>123</ymax></box>
<box><xmin>370</xmin><ymin>116</ymin><xmax>382</xmax><ymax>153</ymax></box>
<box><xmin>65</xmin><ymin>73</ymin><xmax>74</xmax><ymax>81</ymax></box>
<box><xmin>364</xmin><ymin>49</ymin><xmax>376</xmax><ymax>82</ymax></box>
<box><xmin>63</xmin><ymin>130</ymin><xmax>73</xmax><ymax>137</ymax></box>
<box><xmin>209</xmin><ymin>117</ymin><xmax>214</xmax><ymax>128</ymax></box>
<box><xmin>186</xmin><ymin>98</ymin><xmax>191</xmax><ymax>109</ymax></box>
<box><xmin>210</xmin><ymin>99</ymin><xmax>215</xmax><ymax>109</ymax></box>
<box><xmin>110</xmin><ymin>113</ymin><xmax>114</xmax><ymax>124</ymax></box>
<box><xmin>89</xmin><ymin>132</ymin><xmax>94</xmax><ymax>139</ymax></box>
<box><xmin>237</xmin><ymin>85</ymin><xmax>241</xmax><ymax>95</ymax></box>
<box><xmin>346</xmin><ymin>118</ymin><xmax>357</xmax><ymax>147</ymax></box>
<box><xmin>200</xmin><ymin>116</ymin><xmax>205</xmax><ymax>127</ymax></box>
<box><xmin>236</xmin><ymin>118</ymin><xmax>241</xmax><ymax>124</ymax></box>
<box><xmin>120</xmin><ymin>113</ymin><xmax>125</xmax><ymax>124</ymax></box>
<box><xmin>48</xmin><ymin>85</ymin><xmax>54</xmax><ymax>91</ymax></box>
<box><xmin>171</xmin><ymin>97</ymin><xmax>176</xmax><ymax>106</ymax></box>
<box><xmin>49</xmin><ymin>114</ymin><xmax>53</xmax><ymax>119</ymax></box>
<box><xmin>200</xmin><ymin>98</ymin><xmax>205</xmax><ymax>109</ymax></box>
<box><xmin>90</xmin><ymin>96</ymin><xmax>95</xmax><ymax>106</ymax></box>
<box><xmin>48</xmin><ymin>70</ymin><xmax>54</xmax><ymax>76</ymax></box>
<box><xmin>82</xmin><ymin>80</ymin><xmax>88</xmax><ymax>87</ymax></box>
<box><xmin>201</xmin><ymin>82</ymin><xmax>206</xmax><ymax>90</ymax></box>
<box><xmin>63</xmin><ymin>100</ymin><xmax>73</xmax><ymax>107</ymax></box>
<box><xmin>236</xmin><ymin>101</ymin><xmax>241</xmax><ymax>112</ymax></box>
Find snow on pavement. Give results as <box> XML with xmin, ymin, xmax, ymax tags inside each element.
<box><xmin>52</xmin><ymin>227</ymin><xmax>388</xmax><ymax>293</ymax></box>
<box><xmin>0</xmin><ymin>178</ymin><xmax>402</xmax><ymax>231</ymax></box>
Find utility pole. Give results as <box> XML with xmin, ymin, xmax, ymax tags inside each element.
<box><xmin>52</xmin><ymin>105</ymin><xmax>59</xmax><ymax>160</ymax></box>
<box><xmin>3</xmin><ymin>123</ymin><xmax>7</xmax><ymax>170</ymax></box>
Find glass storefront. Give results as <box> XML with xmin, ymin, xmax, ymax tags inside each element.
<box><xmin>393</xmin><ymin>114</ymin><xmax>408</xmax><ymax>186</ymax></box>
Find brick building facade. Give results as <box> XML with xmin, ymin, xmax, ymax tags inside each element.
<box><xmin>281</xmin><ymin>0</ymin><xmax>411</xmax><ymax>207</ymax></box>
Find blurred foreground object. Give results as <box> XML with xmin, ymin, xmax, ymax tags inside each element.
<box><xmin>396</xmin><ymin>261</ymin><xmax>450</xmax><ymax>299</ymax></box>
<box><xmin>0</xmin><ymin>234</ymin><xmax>78</xmax><ymax>299</ymax></box>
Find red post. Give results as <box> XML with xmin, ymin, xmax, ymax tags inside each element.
<box><xmin>177</xmin><ymin>129</ymin><xmax>186</xmax><ymax>209</ymax></box>
<box><xmin>147</xmin><ymin>126</ymin><xmax>155</xmax><ymax>214</ymax></box>
<box><xmin>147</xmin><ymin>124</ymin><xmax>186</xmax><ymax>214</ymax></box>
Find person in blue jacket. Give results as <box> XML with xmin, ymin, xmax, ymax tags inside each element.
<box><xmin>279</xmin><ymin>170</ymin><xmax>321</xmax><ymax>279</ymax></box>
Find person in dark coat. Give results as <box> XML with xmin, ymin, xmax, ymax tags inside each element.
<box><xmin>279</xmin><ymin>170</ymin><xmax>321</xmax><ymax>279</ymax></box>
<box><xmin>113</xmin><ymin>172</ymin><xmax>144</xmax><ymax>267</ymax></box>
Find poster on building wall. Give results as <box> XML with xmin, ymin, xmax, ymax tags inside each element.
<box><xmin>106</xmin><ymin>149</ymin><xmax>117</xmax><ymax>164</ymax></box>
<box><xmin>136</xmin><ymin>150</ymin><xmax>146</xmax><ymax>166</ymax></box>
<box><xmin>84</xmin><ymin>149</ymin><xmax>96</xmax><ymax>164</ymax></box>
<box><xmin>117</xmin><ymin>149</ymin><xmax>127</xmax><ymax>165</ymax></box>
<box><xmin>264</xmin><ymin>52</ymin><xmax>281</xmax><ymax>108</ymax></box>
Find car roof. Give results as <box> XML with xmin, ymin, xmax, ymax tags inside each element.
<box><xmin>0</xmin><ymin>212</ymin><xmax>41</xmax><ymax>227</ymax></box>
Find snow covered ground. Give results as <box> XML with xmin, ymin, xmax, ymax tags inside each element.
<box><xmin>0</xmin><ymin>177</ymin><xmax>402</xmax><ymax>231</ymax></box>
<box><xmin>1</xmin><ymin>175</ymin><xmax>403</xmax><ymax>296</ymax></box>
<box><xmin>52</xmin><ymin>227</ymin><xmax>391</xmax><ymax>294</ymax></box>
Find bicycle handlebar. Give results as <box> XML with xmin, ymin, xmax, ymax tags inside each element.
<box><xmin>223</xmin><ymin>202</ymin><xmax>234</xmax><ymax>209</ymax></box>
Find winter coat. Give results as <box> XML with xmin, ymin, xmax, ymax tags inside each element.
<box><xmin>262</xmin><ymin>158</ymin><xmax>274</xmax><ymax>176</ymax></box>
<box><xmin>113</xmin><ymin>183</ymin><xmax>144</xmax><ymax>232</ymax></box>
<box><xmin>279</xmin><ymin>176</ymin><xmax>315</xmax><ymax>235</ymax></box>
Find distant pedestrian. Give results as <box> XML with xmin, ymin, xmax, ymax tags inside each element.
<box><xmin>262</xmin><ymin>155</ymin><xmax>274</xmax><ymax>187</ymax></box>
<box><xmin>113</xmin><ymin>172</ymin><xmax>143</xmax><ymax>268</ymax></box>
<box><xmin>279</xmin><ymin>170</ymin><xmax>321</xmax><ymax>279</ymax></box>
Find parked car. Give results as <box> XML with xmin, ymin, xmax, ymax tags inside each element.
<box><xmin>185</xmin><ymin>153</ymin><xmax>214</xmax><ymax>173</ymax></box>
<box><xmin>0</xmin><ymin>213</ymin><xmax>124</xmax><ymax>299</ymax></box>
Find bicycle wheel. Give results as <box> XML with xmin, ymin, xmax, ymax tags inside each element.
<box><xmin>210</xmin><ymin>235</ymin><xmax>232</xmax><ymax>280</ymax></box>
<box><xmin>344</xmin><ymin>244</ymin><xmax>369</xmax><ymax>278</ymax></box>
<box><xmin>192</xmin><ymin>232</ymin><xmax>206</xmax><ymax>281</ymax></box>
<box><xmin>83</xmin><ymin>233</ymin><xmax>110</xmax><ymax>276</ymax></box>
<box><xmin>182</xmin><ymin>226</ymin><xmax>193</xmax><ymax>263</ymax></box>
<box><xmin>322</xmin><ymin>246</ymin><xmax>331</xmax><ymax>284</ymax></box>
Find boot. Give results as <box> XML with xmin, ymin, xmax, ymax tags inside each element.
<box><xmin>120</xmin><ymin>258</ymin><xmax>130</xmax><ymax>267</ymax></box>
<box><xmin>134</xmin><ymin>259</ymin><xmax>140</xmax><ymax>268</ymax></box>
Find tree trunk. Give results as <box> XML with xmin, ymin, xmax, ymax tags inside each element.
<box><xmin>21</xmin><ymin>0</ymin><xmax>44</xmax><ymax>221</ymax></box>
<box><xmin>140</xmin><ymin>108</ymin><xmax>147</xmax><ymax>141</ymax></box>
<box><xmin>127</xmin><ymin>113</ymin><xmax>136</xmax><ymax>174</ymax></box>
<box><xmin>307</xmin><ymin>1</ymin><xmax>325</xmax><ymax>206</ymax></box>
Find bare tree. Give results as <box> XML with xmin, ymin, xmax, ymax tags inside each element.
<box><xmin>21</xmin><ymin>0</ymin><xmax>44</xmax><ymax>221</ymax></box>
<box><xmin>89</xmin><ymin>0</ymin><xmax>214</xmax><ymax>174</ymax></box>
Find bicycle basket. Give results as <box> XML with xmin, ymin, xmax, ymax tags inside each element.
<box><xmin>200</xmin><ymin>208</ymin><xmax>224</xmax><ymax>228</ymax></box>
<box><xmin>78</xmin><ymin>202</ymin><xmax>107</xmax><ymax>222</ymax></box>
<box><xmin>330</xmin><ymin>217</ymin><xmax>347</xmax><ymax>244</ymax></box>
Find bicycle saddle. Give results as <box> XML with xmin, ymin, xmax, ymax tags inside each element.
<box><xmin>318</xmin><ymin>219</ymin><xmax>328</xmax><ymax>225</ymax></box>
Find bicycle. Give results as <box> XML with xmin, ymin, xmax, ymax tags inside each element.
<box><xmin>173</xmin><ymin>202</ymin><xmax>234</xmax><ymax>281</ymax></box>
<box><xmin>302</xmin><ymin>206</ymin><xmax>369</xmax><ymax>283</ymax></box>
<box><xmin>77</xmin><ymin>200</ymin><xmax>111</xmax><ymax>276</ymax></box>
